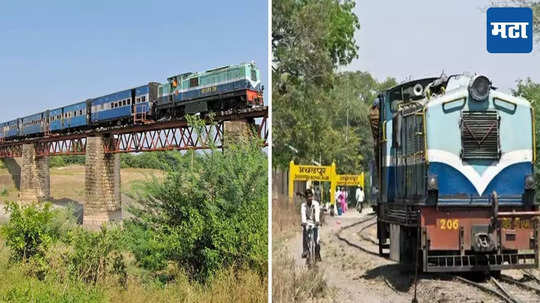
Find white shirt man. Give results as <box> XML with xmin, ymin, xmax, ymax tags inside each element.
<box><xmin>301</xmin><ymin>189</ymin><xmax>321</xmax><ymax>260</ymax></box>
<box><xmin>355</xmin><ymin>186</ymin><xmax>365</xmax><ymax>211</ymax></box>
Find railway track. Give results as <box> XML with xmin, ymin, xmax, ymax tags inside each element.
<box><xmin>455</xmin><ymin>271</ymin><xmax>540</xmax><ymax>303</ymax></box>
<box><xmin>335</xmin><ymin>214</ymin><xmax>378</xmax><ymax>256</ymax></box>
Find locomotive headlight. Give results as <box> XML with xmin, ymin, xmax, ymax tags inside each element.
<box><xmin>428</xmin><ymin>174</ymin><xmax>438</xmax><ymax>191</ymax></box>
<box><xmin>525</xmin><ymin>175</ymin><xmax>535</xmax><ymax>190</ymax></box>
<box><xmin>468</xmin><ymin>75</ymin><xmax>491</xmax><ymax>101</ymax></box>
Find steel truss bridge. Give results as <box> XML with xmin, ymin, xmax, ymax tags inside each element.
<box><xmin>0</xmin><ymin>107</ymin><xmax>268</xmax><ymax>158</ymax></box>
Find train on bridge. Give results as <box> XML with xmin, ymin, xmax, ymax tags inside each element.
<box><xmin>0</xmin><ymin>62</ymin><xmax>263</xmax><ymax>140</ymax></box>
<box><xmin>370</xmin><ymin>73</ymin><xmax>539</xmax><ymax>274</ymax></box>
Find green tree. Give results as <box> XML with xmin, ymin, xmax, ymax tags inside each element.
<box><xmin>325</xmin><ymin>72</ymin><xmax>396</xmax><ymax>173</ymax></box>
<box><xmin>272</xmin><ymin>0</ymin><xmax>364</xmax><ymax>170</ymax></box>
<box><xmin>273</xmin><ymin>0</ymin><xmax>360</xmax><ymax>83</ymax></box>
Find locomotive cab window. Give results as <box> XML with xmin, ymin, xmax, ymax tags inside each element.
<box><xmin>460</xmin><ymin>111</ymin><xmax>500</xmax><ymax>160</ymax></box>
<box><xmin>189</xmin><ymin>77</ymin><xmax>199</xmax><ymax>88</ymax></box>
<box><xmin>251</xmin><ymin>69</ymin><xmax>257</xmax><ymax>81</ymax></box>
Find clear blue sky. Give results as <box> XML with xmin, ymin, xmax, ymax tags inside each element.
<box><xmin>0</xmin><ymin>1</ymin><xmax>268</xmax><ymax>121</ymax></box>
<box><xmin>349</xmin><ymin>0</ymin><xmax>540</xmax><ymax>93</ymax></box>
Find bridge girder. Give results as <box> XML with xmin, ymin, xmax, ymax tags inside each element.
<box><xmin>0</xmin><ymin>107</ymin><xmax>268</xmax><ymax>158</ymax></box>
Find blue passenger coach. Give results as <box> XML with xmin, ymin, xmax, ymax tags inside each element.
<box><xmin>91</xmin><ymin>83</ymin><xmax>159</xmax><ymax>124</ymax></box>
<box><xmin>21</xmin><ymin>113</ymin><xmax>46</xmax><ymax>136</ymax></box>
<box><xmin>49</xmin><ymin>101</ymin><xmax>89</xmax><ymax>132</ymax></box>
<box><xmin>0</xmin><ymin>120</ymin><xmax>19</xmax><ymax>139</ymax></box>
<box><xmin>63</xmin><ymin>101</ymin><xmax>88</xmax><ymax>129</ymax></box>
<box><xmin>49</xmin><ymin>107</ymin><xmax>64</xmax><ymax>132</ymax></box>
<box><xmin>91</xmin><ymin>90</ymin><xmax>132</xmax><ymax>123</ymax></box>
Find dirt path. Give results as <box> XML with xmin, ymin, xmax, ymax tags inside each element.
<box><xmin>278</xmin><ymin>208</ymin><xmax>532</xmax><ymax>302</ymax></box>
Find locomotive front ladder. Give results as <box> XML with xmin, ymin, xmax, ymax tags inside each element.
<box><xmin>132</xmin><ymin>103</ymin><xmax>152</xmax><ymax>125</ymax></box>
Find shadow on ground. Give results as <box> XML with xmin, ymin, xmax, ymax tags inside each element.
<box><xmin>49</xmin><ymin>198</ymin><xmax>83</xmax><ymax>224</ymax></box>
<box><xmin>360</xmin><ymin>263</ymin><xmax>415</xmax><ymax>292</ymax></box>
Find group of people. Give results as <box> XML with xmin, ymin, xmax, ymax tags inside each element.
<box><xmin>334</xmin><ymin>186</ymin><xmax>364</xmax><ymax>215</ymax></box>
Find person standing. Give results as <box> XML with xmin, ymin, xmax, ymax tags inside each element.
<box><xmin>334</xmin><ymin>188</ymin><xmax>340</xmax><ymax>214</ymax></box>
<box><xmin>339</xmin><ymin>187</ymin><xmax>347</xmax><ymax>213</ymax></box>
<box><xmin>355</xmin><ymin>186</ymin><xmax>365</xmax><ymax>212</ymax></box>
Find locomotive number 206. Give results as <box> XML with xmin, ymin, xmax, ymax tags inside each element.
<box><xmin>439</xmin><ymin>219</ymin><xmax>459</xmax><ymax>230</ymax></box>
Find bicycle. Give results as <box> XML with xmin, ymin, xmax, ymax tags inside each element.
<box><xmin>304</xmin><ymin>221</ymin><xmax>319</xmax><ymax>268</ymax></box>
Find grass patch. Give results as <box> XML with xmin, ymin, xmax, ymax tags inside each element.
<box><xmin>0</xmin><ymin>239</ymin><xmax>266</xmax><ymax>302</ymax></box>
<box><xmin>107</xmin><ymin>267</ymin><xmax>266</xmax><ymax>303</ymax></box>
<box><xmin>272</xmin><ymin>193</ymin><xmax>300</xmax><ymax>239</ymax></box>
<box><xmin>272</xmin><ymin>249</ymin><xmax>331</xmax><ymax>302</ymax></box>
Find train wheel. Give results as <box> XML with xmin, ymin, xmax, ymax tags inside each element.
<box><xmin>376</xmin><ymin>219</ymin><xmax>386</xmax><ymax>256</ymax></box>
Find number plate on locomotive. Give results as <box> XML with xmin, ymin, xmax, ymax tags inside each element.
<box><xmin>202</xmin><ymin>86</ymin><xmax>217</xmax><ymax>94</ymax></box>
<box><xmin>500</xmin><ymin>218</ymin><xmax>531</xmax><ymax>229</ymax></box>
<box><xmin>438</xmin><ymin>218</ymin><xmax>459</xmax><ymax>230</ymax></box>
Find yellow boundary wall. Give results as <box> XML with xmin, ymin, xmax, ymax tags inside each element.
<box><xmin>288</xmin><ymin>161</ymin><xmax>364</xmax><ymax>205</ymax></box>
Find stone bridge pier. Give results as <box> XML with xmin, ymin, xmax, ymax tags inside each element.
<box><xmin>84</xmin><ymin>136</ymin><xmax>121</xmax><ymax>229</ymax></box>
<box><xmin>3</xmin><ymin>144</ymin><xmax>51</xmax><ymax>203</ymax></box>
<box><xmin>223</xmin><ymin>120</ymin><xmax>253</xmax><ymax>144</ymax></box>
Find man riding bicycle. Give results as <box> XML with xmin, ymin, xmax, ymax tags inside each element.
<box><xmin>301</xmin><ymin>188</ymin><xmax>321</xmax><ymax>261</ymax></box>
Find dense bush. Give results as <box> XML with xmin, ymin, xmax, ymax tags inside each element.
<box><xmin>63</xmin><ymin>155</ymin><xmax>86</xmax><ymax>166</ymax></box>
<box><xmin>0</xmin><ymin>202</ymin><xmax>125</xmax><ymax>287</ymax></box>
<box><xmin>0</xmin><ymin>203</ymin><xmax>61</xmax><ymax>262</ymax></box>
<box><xmin>127</xmin><ymin>140</ymin><xmax>268</xmax><ymax>282</ymax></box>
<box><xmin>49</xmin><ymin>156</ymin><xmax>66</xmax><ymax>168</ymax></box>
<box><xmin>122</xmin><ymin>221</ymin><xmax>169</xmax><ymax>272</ymax></box>
<box><xmin>65</xmin><ymin>226</ymin><xmax>127</xmax><ymax>287</ymax></box>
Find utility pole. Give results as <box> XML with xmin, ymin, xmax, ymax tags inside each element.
<box><xmin>346</xmin><ymin>77</ymin><xmax>349</xmax><ymax>143</ymax></box>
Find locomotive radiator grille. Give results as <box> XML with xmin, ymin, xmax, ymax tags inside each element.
<box><xmin>460</xmin><ymin>111</ymin><xmax>500</xmax><ymax>160</ymax></box>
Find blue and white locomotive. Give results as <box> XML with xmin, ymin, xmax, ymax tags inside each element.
<box><xmin>373</xmin><ymin>74</ymin><xmax>539</xmax><ymax>273</ymax></box>
<box><xmin>0</xmin><ymin>62</ymin><xmax>262</xmax><ymax>140</ymax></box>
